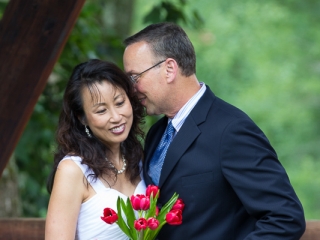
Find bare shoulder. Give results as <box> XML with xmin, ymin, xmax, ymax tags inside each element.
<box><xmin>56</xmin><ymin>159</ymin><xmax>82</xmax><ymax>176</ymax></box>
<box><xmin>46</xmin><ymin>159</ymin><xmax>84</xmax><ymax>239</ymax></box>
<box><xmin>53</xmin><ymin>159</ymin><xmax>85</xmax><ymax>189</ymax></box>
<box><xmin>50</xmin><ymin>158</ymin><xmax>87</xmax><ymax>204</ymax></box>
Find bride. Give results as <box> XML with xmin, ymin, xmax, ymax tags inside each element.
<box><xmin>45</xmin><ymin>59</ymin><xmax>146</xmax><ymax>239</ymax></box>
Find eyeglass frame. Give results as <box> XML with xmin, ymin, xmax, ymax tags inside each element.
<box><xmin>129</xmin><ymin>59</ymin><xmax>166</xmax><ymax>84</ymax></box>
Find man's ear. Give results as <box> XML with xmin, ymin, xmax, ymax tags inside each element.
<box><xmin>165</xmin><ymin>58</ymin><xmax>178</xmax><ymax>83</ymax></box>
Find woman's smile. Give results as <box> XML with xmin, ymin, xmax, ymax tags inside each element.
<box><xmin>110</xmin><ymin>123</ymin><xmax>125</xmax><ymax>134</ymax></box>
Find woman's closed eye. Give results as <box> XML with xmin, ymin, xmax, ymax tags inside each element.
<box><xmin>116</xmin><ymin>101</ymin><xmax>125</xmax><ymax>107</ymax></box>
<box><xmin>96</xmin><ymin>108</ymin><xmax>107</xmax><ymax>114</ymax></box>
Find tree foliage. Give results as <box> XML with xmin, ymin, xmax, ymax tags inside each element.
<box><xmin>0</xmin><ymin>0</ymin><xmax>318</xmax><ymax>220</ymax></box>
<box><xmin>0</xmin><ymin>0</ymin><xmax>202</xmax><ymax>217</ymax></box>
<box><xmin>183</xmin><ymin>0</ymin><xmax>320</xmax><ymax>219</ymax></box>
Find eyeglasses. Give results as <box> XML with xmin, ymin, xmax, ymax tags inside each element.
<box><xmin>129</xmin><ymin>60</ymin><xmax>166</xmax><ymax>84</ymax></box>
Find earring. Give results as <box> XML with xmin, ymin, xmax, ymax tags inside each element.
<box><xmin>85</xmin><ymin>125</ymin><xmax>92</xmax><ymax>138</ymax></box>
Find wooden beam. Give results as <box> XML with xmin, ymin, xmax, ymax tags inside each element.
<box><xmin>0</xmin><ymin>0</ymin><xmax>86</xmax><ymax>177</ymax></box>
<box><xmin>0</xmin><ymin>218</ymin><xmax>45</xmax><ymax>240</ymax></box>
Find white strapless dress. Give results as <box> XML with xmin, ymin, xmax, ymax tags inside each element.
<box><xmin>60</xmin><ymin>155</ymin><xmax>146</xmax><ymax>240</ymax></box>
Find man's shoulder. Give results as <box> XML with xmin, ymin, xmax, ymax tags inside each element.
<box><xmin>192</xmin><ymin>87</ymin><xmax>248</xmax><ymax>120</ymax></box>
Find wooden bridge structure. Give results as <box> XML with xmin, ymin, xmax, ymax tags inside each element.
<box><xmin>0</xmin><ymin>0</ymin><xmax>319</xmax><ymax>239</ymax></box>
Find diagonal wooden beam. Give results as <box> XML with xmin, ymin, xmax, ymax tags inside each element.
<box><xmin>0</xmin><ymin>0</ymin><xmax>86</xmax><ymax>177</ymax></box>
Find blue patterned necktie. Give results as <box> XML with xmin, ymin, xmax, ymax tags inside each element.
<box><xmin>149</xmin><ymin>121</ymin><xmax>175</xmax><ymax>185</ymax></box>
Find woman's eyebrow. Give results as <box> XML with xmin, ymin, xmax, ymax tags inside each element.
<box><xmin>92</xmin><ymin>102</ymin><xmax>106</xmax><ymax>107</ymax></box>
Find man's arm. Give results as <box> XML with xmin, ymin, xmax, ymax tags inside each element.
<box><xmin>221</xmin><ymin>118</ymin><xmax>305</xmax><ymax>239</ymax></box>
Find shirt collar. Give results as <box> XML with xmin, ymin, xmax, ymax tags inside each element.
<box><xmin>169</xmin><ymin>82</ymin><xmax>206</xmax><ymax>132</ymax></box>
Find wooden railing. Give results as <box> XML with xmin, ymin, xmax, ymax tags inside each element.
<box><xmin>0</xmin><ymin>218</ymin><xmax>45</xmax><ymax>240</ymax></box>
<box><xmin>301</xmin><ymin>220</ymin><xmax>320</xmax><ymax>240</ymax></box>
<box><xmin>0</xmin><ymin>218</ymin><xmax>319</xmax><ymax>239</ymax></box>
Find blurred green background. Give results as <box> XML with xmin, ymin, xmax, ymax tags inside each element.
<box><xmin>0</xmin><ymin>0</ymin><xmax>319</xmax><ymax>219</ymax></box>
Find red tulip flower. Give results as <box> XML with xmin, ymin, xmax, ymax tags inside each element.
<box><xmin>146</xmin><ymin>185</ymin><xmax>160</xmax><ymax>198</ymax></box>
<box><xmin>101</xmin><ymin>208</ymin><xmax>118</xmax><ymax>224</ymax></box>
<box><xmin>166</xmin><ymin>209</ymin><xmax>183</xmax><ymax>225</ymax></box>
<box><xmin>172</xmin><ymin>198</ymin><xmax>185</xmax><ymax>211</ymax></box>
<box><xmin>101</xmin><ymin>186</ymin><xmax>182</xmax><ymax>240</ymax></box>
<box><xmin>147</xmin><ymin>217</ymin><xmax>160</xmax><ymax>230</ymax></box>
<box><xmin>130</xmin><ymin>194</ymin><xmax>150</xmax><ymax>211</ymax></box>
<box><xmin>134</xmin><ymin>218</ymin><xmax>148</xmax><ymax>231</ymax></box>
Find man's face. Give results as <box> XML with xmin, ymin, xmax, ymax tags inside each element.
<box><xmin>123</xmin><ymin>41</ymin><xmax>167</xmax><ymax>116</ymax></box>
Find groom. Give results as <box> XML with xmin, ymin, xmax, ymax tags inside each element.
<box><xmin>123</xmin><ymin>22</ymin><xmax>305</xmax><ymax>239</ymax></box>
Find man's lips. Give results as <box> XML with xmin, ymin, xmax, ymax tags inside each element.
<box><xmin>138</xmin><ymin>96</ymin><xmax>147</xmax><ymax>105</ymax></box>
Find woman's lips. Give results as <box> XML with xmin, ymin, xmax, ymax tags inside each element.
<box><xmin>110</xmin><ymin>124</ymin><xmax>125</xmax><ymax>134</ymax></box>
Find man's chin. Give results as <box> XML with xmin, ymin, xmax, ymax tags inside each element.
<box><xmin>145</xmin><ymin>107</ymin><xmax>155</xmax><ymax>116</ymax></box>
<box><xmin>145</xmin><ymin>108</ymin><xmax>162</xmax><ymax>116</ymax></box>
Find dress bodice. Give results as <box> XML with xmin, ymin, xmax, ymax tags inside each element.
<box><xmin>60</xmin><ymin>155</ymin><xmax>146</xmax><ymax>240</ymax></box>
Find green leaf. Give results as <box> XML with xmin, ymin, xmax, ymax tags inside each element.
<box><xmin>158</xmin><ymin>193</ymin><xmax>179</xmax><ymax>219</ymax></box>
<box><xmin>154</xmin><ymin>193</ymin><xmax>179</xmax><ymax>236</ymax></box>
<box><xmin>143</xmin><ymin>5</ymin><xmax>162</xmax><ymax>24</ymax></box>
<box><xmin>123</xmin><ymin>198</ymin><xmax>138</xmax><ymax>240</ymax></box>
<box><xmin>144</xmin><ymin>191</ymin><xmax>159</xmax><ymax>220</ymax></box>
<box><xmin>116</xmin><ymin>197</ymin><xmax>135</xmax><ymax>239</ymax></box>
<box><xmin>146</xmin><ymin>192</ymin><xmax>179</xmax><ymax>239</ymax></box>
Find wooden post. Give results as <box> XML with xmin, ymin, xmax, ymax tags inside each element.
<box><xmin>0</xmin><ymin>0</ymin><xmax>86</xmax><ymax>177</ymax></box>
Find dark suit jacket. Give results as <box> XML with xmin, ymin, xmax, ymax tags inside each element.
<box><xmin>143</xmin><ymin>86</ymin><xmax>305</xmax><ymax>240</ymax></box>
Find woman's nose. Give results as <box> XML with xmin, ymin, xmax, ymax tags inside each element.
<box><xmin>109</xmin><ymin>108</ymin><xmax>121</xmax><ymax>122</ymax></box>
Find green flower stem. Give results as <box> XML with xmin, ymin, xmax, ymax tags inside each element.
<box><xmin>138</xmin><ymin>230</ymin><xmax>144</xmax><ymax>240</ymax></box>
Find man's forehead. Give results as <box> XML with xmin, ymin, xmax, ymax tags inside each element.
<box><xmin>123</xmin><ymin>43</ymin><xmax>153</xmax><ymax>72</ymax></box>
<box><xmin>125</xmin><ymin>41</ymin><xmax>151</xmax><ymax>57</ymax></box>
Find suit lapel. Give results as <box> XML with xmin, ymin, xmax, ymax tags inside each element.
<box><xmin>158</xmin><ymin>87</ymin><xmax>216</xmax><ymax>187</ymax></box>
<box><xmin>159</xmin><ymin>117</ymin><xmax>200</xmax><ymax>187</ymax></box>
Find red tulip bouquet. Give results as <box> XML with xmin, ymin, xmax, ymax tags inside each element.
<box><xmin>101</xmin><ymin>185</ymin><xmax>184</xmax><ymax>240</ymax></box>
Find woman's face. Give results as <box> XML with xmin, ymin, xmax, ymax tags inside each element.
<box><xmin>81</xmin><ymin>81</ymin><xmax>133</xmax><ymax>150</ymax></box>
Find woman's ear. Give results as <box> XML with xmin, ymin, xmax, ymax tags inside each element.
<box><xmin>78</xmin><ymin>115</ymin><xmax>87</xmax><ymax>126</ymax></box>
<box><xmin>165</xmin><ymin>58</ymin><xmax>178</xmax><ymax>83</ymax></box>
